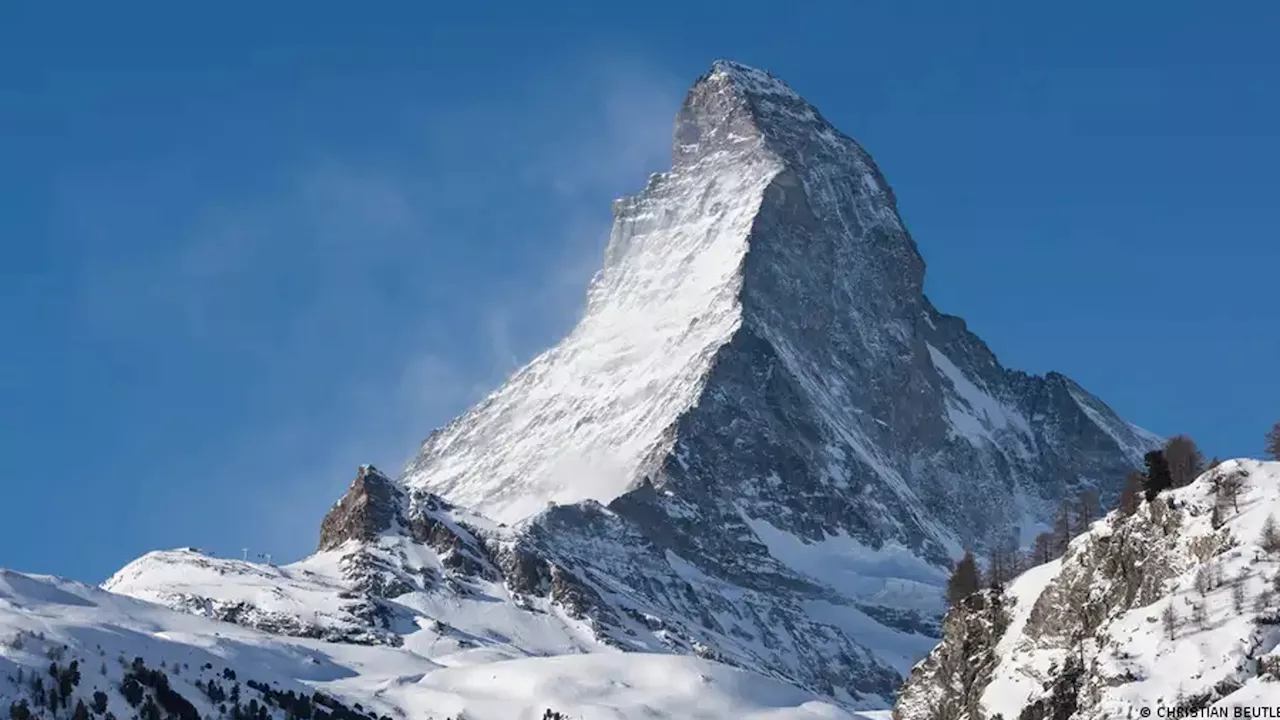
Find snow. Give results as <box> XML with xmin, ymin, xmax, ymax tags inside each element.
<box><xmin>0</xmin><ymin>569</ymin><xmax>425</xmax><ymax>719</ymax></box>
<box><xmin>739</xmin><ymin>515</ymin><xmax>945</xmax><ymax>677</ymax></box>
<box><xmin>384</xmin><ymin>653</ymin><xmax>861</xmax><ymax>720</ymax></box>
<box><xmin>708</xmin><ymin>60</ymin><xmax>805</xmax><ymax>103</ymax></box>
<box><xmin>1068</xmin><ymin>386</ymin><xmax>1163</xmax><ymax>466</ymax></box>
<box><xmin>105</xmin><ymin>543</ymin><xmax>611</xmax><ymax>665</ymax></box>
<box><xmin>979</xmin><ymin>560</ymin><xmax>1064</xmax><ymax>719</ymax></box>
<box><xmin>74</xmin><ymin>58</ymin><xmax>1169</xmax><ymax>719</ymax></box>
<box><xmin>104</xmin><ymin>549</ymin><xmax>365</xmax><ymax>638</ymax></box>
<box><xmin>0</xmin><ymin>568</ymin><xmax>860</xmax><ymax>720</ymax></box>
<box><xmin>742</xmin><ymin>514</ymin><xmax>946</xmax><ymax>612</ymax></box>
<box><xmin>386</xmin><ymin>59</ymin><xmax>1160</xmax><ymax>704</ymax></box>
<box><xmin>926</xmin><ymin>343</ymin><xmax>1034</xmax><ymax>453</ymax></box>
<box><xmin>978</xmin><ymin>460</ymin><xmax>1280</xmax><ymax>716</ymax></box>
<box><xmin>401</xmin><ymin>143</ymin><xmax>785</xmax><ymax>525</ymax></box>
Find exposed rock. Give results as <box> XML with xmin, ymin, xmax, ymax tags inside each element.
<box><xmin>490</xmin><ymin>545</ymin><xmax>551</xmax><ymax>595</ymax></box>
<box><xmin>318</xmin><ymin>465</ymin><xmax>403</xmax><ymax>552</ymax></box>
<box><xmin>548</xmin><ymin>564</ymin><xmax>607</xmax><ymax>622</ymax></box>
<box><xmin>892</xmin><ymin>590</ymin><xmax>1010</xmax><ymax>720</ymax></box>
<box><xmin>895</xmin><ymin>460</ymin><xmax>1280</xmax><ymax>720</ymax></box>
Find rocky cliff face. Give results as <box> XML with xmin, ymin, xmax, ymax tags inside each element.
<box><xmin>895</xmin><ymin>460</ymin><xmax>1280</xmax><ymax>719</ymax></box>
<box><xmin>318</xmin><ymin>465</ymin><xmax>403</xmax><ymax>552</ymax></box>
<box><xmin>104</xmin><ymin>61</ymin><xmax>1158</xmax><ymax>709</ymax></box>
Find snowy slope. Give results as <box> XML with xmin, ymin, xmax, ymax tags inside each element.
<box><xmin>0</xmin><ymin>568</ymin><xmax>428</xmax><ymax>720</ymax></box>
<box><xmin>1</xmin><ymin>568</ymin><xmax>863</xmax><ymax>720</ymax></box>
<box><xmin>103</xmin><ymin>549</ymin><xmax>399</xmax><ymax>647</ymax></box>
<box><xmin>104</xmin><ymin>545</ymin><xmax>608</xmax><ymax>666</ymax></box>
<box><xmin>399</xmin><ymin>78</ymin><xmax>783</xmax><ymax>525</ymax></box>
<box><xmin>896</xmin><ymin>460</ymin><xmax>1280</xmax><ymax>719</ymax></box>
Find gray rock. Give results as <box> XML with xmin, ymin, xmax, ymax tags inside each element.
<box><xmin>318</xmin><ymin>465</ymin><xmax>403</xmax><ymax>552</ymax></box>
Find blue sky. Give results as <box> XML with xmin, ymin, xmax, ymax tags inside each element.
<box><xmin>3</xmin><ymin>1</ymin><xmax>1277</xmax><ymax>582</ymax></box>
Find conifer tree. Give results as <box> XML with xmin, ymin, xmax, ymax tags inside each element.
<box><xmin>1074</xmin><ymin>489</ymin><xmax>1101</xmax><ymax>533</ymax></box>
<box><xmin>1165</xmin><ymin>435</ymin><xmax>1205</xmax><ymax>488</ymax></box>
<box><xmin>1143</xmin><ymin>450</ymin><xmax>1173</xmax><ymax>501</ymax></box>
<box><xmin>1193</xmin><ymin>601</ymin><xmax>1209</xmax><ymax>630</ymax></box>
<box><xmin>1194</xmin><ymin>564</ymin><xmax>1211</xmax><ymax>596</ymax></box>
<box><xmin>1052</xmin><ymin>501</ymin><xmax>1073</xmax><ymax>555</ymax></box>
<box><xmin>1219</xmin><ymin>470</ymin><xmax>1244</xmax><ymax>513</ymax></box>
<box><xmin>946</xmin><ymin>552</ymin><xmax>980</xmax><ymax>605</ymax></box>
<box><xmin>1266</xmin><ymin>421</ymin><xmax>1280</xmax><ymax>460</ymax></box>
<box><xmin>1161</xmin><ymin>604</ymin><xmax>1178</xmax><ymax>640</ymax></box>
<box><xmin>1262</xmin><ymin>515</ymin><xmax>1280</xmax><ymax>555</ymax></box>
<box><xmin>1032</xmin><ymin>532</ymin><xmax>1055</xmax><ymax>565</ymax></box>
<box><xmin>987</xmin><ymin>536</ymin><xmax>1021</xmax><ymax>588</ymax></box>
<box><xmin>1119</xmin><ymin>471</ymin><xmax>1145</xmax><ymax>516</ymax></box>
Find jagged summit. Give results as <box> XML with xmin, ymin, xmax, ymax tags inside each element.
<box><xmin>403</xmin><ymin>63</ymin><xmax>791</xmax><ymax>524</ymax></box>
<box><xmin>707</xmin><ymin>60</ymin><xmax>801</xmax><ymax>99</ymax></box>
<box><xmin>402</xmin><ymin>61</ymin><xmax>928</xmax><ymax>527</ymax></box>
<box><xmin>671</xmin><ymin>60</ymin><xmax>809</xmax><ymax>165</ymax></box>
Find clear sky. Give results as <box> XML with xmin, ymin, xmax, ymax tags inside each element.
<box><xmin>3</xmin><ymin>1</ymin><xmax>1277</xmax><ymax>582</ymax></box>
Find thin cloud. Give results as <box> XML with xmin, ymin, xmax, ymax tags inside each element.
<box><xmin>473</xmin><ymin>58</ymin><xmax>685</xmax><ymax>382</ymax></box>
<box><xmin>273</xmin><ymin>58</ymin><xmax>683</xmax><ymax>551</ymax></box>
<box><xmin>71</xmin><ymin>56</ymin><xmax>685</xmax><ymax>565</ymax></box>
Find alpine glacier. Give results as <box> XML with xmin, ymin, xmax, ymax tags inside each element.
<box><xmin>11</xmin><ymin>60</ymin><xmax>1162</xmax><ymax>717</ymax></box>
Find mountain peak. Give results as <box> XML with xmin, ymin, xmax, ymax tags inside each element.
<box><xmin>672</xmin><ymin>59</ymin><xmax>825</xmax><ymax>167</ymax></box>
<box><xmin>317</xmin><ymin>464</ymin><xmax>404</xmax><ymax>551</ymax></box>
<box><xmin>705</xmin><ymin>60</ymin><xmax>802</xmax><ymax>102</ymax></box>
<box><xmin>392</xmin><ymin>61</ymin><xmax>1157</xmax><ymax>698</ymax></box>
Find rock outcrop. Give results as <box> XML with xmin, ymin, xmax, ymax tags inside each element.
<box><xmin>894</xmin><ymin>460</ymin><xmax>1280</xmax><ymax>719</ymax></box>
<box><xmin>318</xmin><ymin>465</ymin><xmax>403</xmax><ymax>552</ymax></box>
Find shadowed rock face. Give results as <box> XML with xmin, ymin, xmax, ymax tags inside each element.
<box><xmin>318</xmin><ymin>465</ymin><xmax>403</xmax><ymax>552</ymax></box>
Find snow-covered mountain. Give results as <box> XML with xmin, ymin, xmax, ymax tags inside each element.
<box><xmin>393</xmin><ymin>60</ymin><xmax>1154</xmax><ymax>697</ymax></box>
<box><xmin>7</xmin><ymin>60</ymin><xmax>1161</xmax><ymax>717</ymax></box>
<box><xmin>403</xmin><ymin>60</ymin><xmax>1158</xmax><ymax>546</ymax></box>
<box><xmin>0</xmin><ymin>565</ymin><xmax>862</xmax><ymax>720</ymax></box>
<box><xmin>894</xmin><ymin>460</ymin><xmax>1280</xmax><ymax>719</ymax></box>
